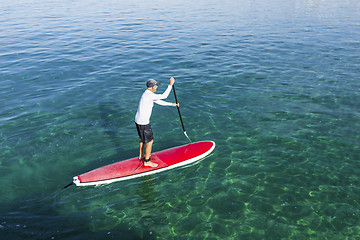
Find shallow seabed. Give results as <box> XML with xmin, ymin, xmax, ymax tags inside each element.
<box><xmin>1</xmin><ymin>0</ymin><xmax>360</xmax><ymax>239</ymax></box>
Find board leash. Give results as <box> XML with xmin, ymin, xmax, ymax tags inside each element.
<box><xmin>130</xmin><ymin>158</ymin><xmax>144</xmax><ymax>174</ymax></box>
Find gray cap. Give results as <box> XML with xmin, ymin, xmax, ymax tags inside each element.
<box><xmin>146</xmin><ymin>79</ymin><xmax>161</xmax><ymax>88</ymax></box>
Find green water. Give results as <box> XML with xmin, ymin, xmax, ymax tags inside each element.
<box><xmin>1</xmin><ymin>0</ymin><xmax>360</xmax><ymax>239</ymax></box>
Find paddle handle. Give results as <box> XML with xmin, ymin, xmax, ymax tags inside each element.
<box><xmin>173</xmin><ymin>85</ymin><xmax>191</xmax><ymax>143</ymax></box>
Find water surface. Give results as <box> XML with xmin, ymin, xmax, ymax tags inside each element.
<box><xmin>1</xmin><ymin>0</ymin><xmax>360</xmax><ymax>239</ymax></box>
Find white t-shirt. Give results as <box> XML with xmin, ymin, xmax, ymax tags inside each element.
<box><xmin>135</xmin><ymin>85</ymin><xmax>173</xmax><ymax>125</ymax></box>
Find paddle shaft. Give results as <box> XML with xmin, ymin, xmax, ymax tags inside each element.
<box><xmin>172</xmin><ymin>85</ymin><xmax>191</xmax><ymax>142</ymax></box>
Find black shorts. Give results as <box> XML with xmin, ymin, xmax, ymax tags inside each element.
<box><xmin>135</xmin><ymin>123</ymin><xmax>153</xmax><ymax>143</ymax></box>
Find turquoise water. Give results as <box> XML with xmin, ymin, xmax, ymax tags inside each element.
<box><xmin>1</xmin><ymin>0</ymin><xmax>360</xmax><ymax>238</ymax></box>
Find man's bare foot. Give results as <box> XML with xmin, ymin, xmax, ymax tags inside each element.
<box><xmin>144</xmin><ymin>160</ymin><xmax>158</xmax><ymax>167</ymax></box>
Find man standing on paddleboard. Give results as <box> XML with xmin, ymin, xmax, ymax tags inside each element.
<box><xmin>135</xmin><ymin>77</ymin><xmax>178</xmax><ymax>167</ymax></box>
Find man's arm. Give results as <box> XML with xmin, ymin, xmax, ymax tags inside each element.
<box><xmin>152</xmin><ymin>84</ymin><xmax>172</xmax><ymax>100</ymax></box>
<box><xmin>154</xmin><ymin>100</ymin><xmax>179</xmax><ymax>107</ymax></box>
<box><xmin>154</xmin><ymin>100</ymin><xmax>172</xmax><ymax>106</ymax></box>
<box><xmin>151</xmin><ymin>77</ymin><xmax>176</xmax><ymax>100</ymax></box>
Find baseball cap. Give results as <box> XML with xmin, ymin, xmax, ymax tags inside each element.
<box><xmin>146</xmin><ymin>79</ymin><xmax>161</xmax><ymax>88</ymax></box>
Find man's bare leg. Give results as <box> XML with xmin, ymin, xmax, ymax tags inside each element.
<box><xmin>139</xmin><ymin>140</ymin><xmax>144</xmax><ymax>159</ymax></box>
<box><xmin>144</xmin><ymin>140</ymin><xmax>158</xmax><ymax>167</ymax></box>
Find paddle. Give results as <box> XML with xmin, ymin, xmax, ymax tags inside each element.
<box><xmin>172</xmin><ymin>84</ymin><xmax>191</xmax><ymax>143</ymax></box>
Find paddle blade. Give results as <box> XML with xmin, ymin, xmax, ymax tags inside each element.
<box><xmin>184</xmin><ymin>131</ymin><xmax>191</xmax><ymax>143</ymax></box>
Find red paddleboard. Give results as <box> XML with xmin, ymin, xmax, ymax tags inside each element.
<box><xmin>73</xmin><ymin>141</ymin><xmax>215</xmax><ymax>186</ymax></box>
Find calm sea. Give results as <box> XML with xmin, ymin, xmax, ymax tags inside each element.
<box><xmin>1</xmin><ymin>0</ymin><xmax>360</xmax><ymax>239</ymax></box>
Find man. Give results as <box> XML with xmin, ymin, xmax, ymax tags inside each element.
<box><xmin>135</xmin><ymin>77</ymin><xmax>178</xmax><ymax>167</ymax></box>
